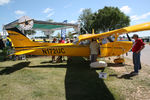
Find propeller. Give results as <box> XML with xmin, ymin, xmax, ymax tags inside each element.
<box><xmin>18</xmin><ymin>16</ymin><xmax>33</xmax><ymax>30</ymax></box>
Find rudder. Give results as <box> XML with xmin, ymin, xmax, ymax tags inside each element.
<box><xmin>6</xmin><ymin>28</ymin><xmax>38</xmax><ymax>49</ymax></box>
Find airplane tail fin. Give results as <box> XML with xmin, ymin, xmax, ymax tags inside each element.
<box><xmin>6</xmin><ymin>28</ymin><xmax>38</xmax><ymax>49</ymax></box>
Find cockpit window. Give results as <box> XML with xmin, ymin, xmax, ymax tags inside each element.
<box><xmin>102</xmin><ymin>36</ymin><xmax>115</xmax><ymax>44</ymax></box>
<box><xmin>107</xmin><ymin>35</ymin><xmax>115</xmax><ymax>42</ymax></box>
<box><xmin>73</xmin><ymin>38</ymin><xmax>79</xmax><ymax>44</ymax></box>
<box><xmin>117</xmin><ymin>34</ymin><xmax>130</xmax><ymax>41</ymax></box>
<box><xmin>79</xmin><ymin>40</ymin><xmax>90</xmax><ymax>45</ymax></box>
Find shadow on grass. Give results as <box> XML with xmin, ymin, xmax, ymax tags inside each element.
<box><xmin>29</xmin><ymin>64</ymin><xmax>67</xmax><ymax>68</ymax></box>
<box><xmin>107</xmin><ymin>63</ymin><xmax>131</xmax><ymax>67</ymax></box>
<box><xmin>40</xmin><ymin>60</ymin><xmax>67</xmax><ymax>64</ymax></box>
<box><xmin>0</xmin><ymin>62</ymin><xmax>30</xmax><ymax>75</ymax></box>
<box><xmin>117</xmin><ymin>71</ymin><xmax>137</xmax><ymax>80</ymax></box>
<box><xmin>109</xmin><ymin>72</ymin><xmax>137</xmax><ymax>80</ymax></box>
<box><xmin>40</xmin><ymin>61</ymin><xmax>53</xmax><ymax>64</ymax></box>
<box><xmin>65</xmin><ymin>57</ymin><xmax>115</xmax><ymax>100</ymax></box>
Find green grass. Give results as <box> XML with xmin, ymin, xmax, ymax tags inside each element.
<box><xmin>0</xmin><ymin>56</ymin><xmax>150</xmax><ymax>100</ymax></box>
<box><xmin>0</xmin><ymin>57</ymin><xmax>116</xmax><ymax>100</ymax></box>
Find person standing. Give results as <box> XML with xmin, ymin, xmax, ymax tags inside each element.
<box><xmin>132</xmin><ymin>34</ymin><xmax>145</xmax><ymax>75</ymax></box>
<box><xmin>56</xmin><ymin>37</ymin><xmax>65</xmax><ymax>62</ymax></box>
<box><xmin>0</xmin><ymin>38</ymin><xmax>5</xmax><ymax>50</ymax></box>
<box><xmin>6</xmin><ymin>39</ymin><xmax>12</xmax><ymax>48</ymax></box>
<box><xmin>59</xmin><ymin>37</ymin><xmax>65</xmax><ymax>43</ymax></box>
<box><xmin>60</xmin><ymin>37</ymin><xmax>65</xmax><ymax>61</ymax></box>
<box><xmin>52</xmin><ymin>38</ymin><xmax>57</xmax><ymax>62</ymax></box>
<box><xmin>90</xmin><ymin>38</ymin><xmax>99</xmax><ymax>62</ymax></box>
<box><xmin>66</xmin><ymin>38</ymin><xmax>70</xmax><ymax>43</ymax></box>
<box><xmin>6</xmin><ymin>39</ymin><xmax>12</xmax><ymax>56</ymax></box>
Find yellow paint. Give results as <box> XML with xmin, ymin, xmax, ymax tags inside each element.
<box><xmin>7</xmin><ymin>30</ymin><xmax>132</xmax><ymax>57</ymax></box>
<box><xmin>6</xmin><ymin>22</ymin><xmax>150</xmax><ymax>58</ymax></box>
<box><xmin>92</xmin><ymin>29</ymin><xmax>95</xmax><ymax>34</ymax></box>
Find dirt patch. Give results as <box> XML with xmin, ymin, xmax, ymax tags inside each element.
<box><xmin>105</xmin><ymin>57</ymin><xmax>150</xmax><ymax>100</ymax></box>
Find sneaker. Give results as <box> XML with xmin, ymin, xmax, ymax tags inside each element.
<box><xmin>131</xmin><ymin>72</ymin><xmax>138</xmax><ymax>75</ymax></box>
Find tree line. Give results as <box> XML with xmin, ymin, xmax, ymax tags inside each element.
<box><xmin>79</xmin><ymin>6</ymin><xmax>130</xmax><ymax>34</ymax></box>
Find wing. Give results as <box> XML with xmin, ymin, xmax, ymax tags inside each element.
<box><xmin>78</xmin><ymin>22</ymin><xmax>150</xmax><ymax>41</ymax></box>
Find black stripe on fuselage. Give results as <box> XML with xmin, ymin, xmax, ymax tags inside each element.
<box><xmin>6</xmin><ymin>27</ymin><xmax>27</xmax><ymax>37</ymax></box>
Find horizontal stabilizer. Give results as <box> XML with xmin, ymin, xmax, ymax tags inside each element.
<box><xmin>14</xmin><ymin>50</ymin><xmax>35</xmax><ymax>55</ymax></box>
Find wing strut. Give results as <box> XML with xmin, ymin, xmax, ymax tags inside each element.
<box><xmin>126</xmin><ymin>33</ymin><xmax>132</xmax><ymax>41</ymax></box>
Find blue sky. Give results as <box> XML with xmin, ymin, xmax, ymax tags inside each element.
<box><xmin>0</xmin><ymin>0</ymin><xmax>150</xmax><ymax>36</ymax></box>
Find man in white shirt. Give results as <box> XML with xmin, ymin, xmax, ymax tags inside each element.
<box><xmin>90</xmin><ymin>38</ymin><xmax>100</xmax><ymax>62</ymax></box>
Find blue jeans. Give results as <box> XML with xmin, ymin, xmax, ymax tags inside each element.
<box><xmin>133</xmin><ymin>52</ymin><xmax>141</xmax><ymax>73</ymax></box>
<box><xmin>91</xmin><ymin>54</ymin><xmax>97</xmax><ymax>62</ymax></box>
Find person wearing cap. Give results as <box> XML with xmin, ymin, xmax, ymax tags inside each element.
<box><xmin>66</xmin><ymin>38</ymin><xmax>70</xmax><ymax>43</ymax></box>
<box><xmin>132</xmin><ymin>34</ymin><xmax>145</xmax><ymax>75</ymax></box>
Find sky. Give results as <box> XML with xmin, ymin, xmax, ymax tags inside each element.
<box><xmin>0</xmin><ymin>0</ymin><xmax>150</xmax><ymax>37</ymax></box>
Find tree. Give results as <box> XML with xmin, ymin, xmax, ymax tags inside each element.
<box><xmin>78</xmin><ymin>7</ymin><xmax>130</xmax><ymax>34</ymax></box>
<box><xmin>67</xmin><ymin>31</ymin><xmax>73</xmax><ymax>39</ymax></box>
<box><xmin>93</xmin><ymin>6</ymin><xmax>130</xmax><ymax>32</ymax></box>
<box><xmin>78</xmin><ymin>8</ymin><xmax>94</xmax><ymax>34</ymax></box>
<box><xmin>57</xmin><ymin>32</ymin><xmax>61</xmax><ymax>38</ymax></box>
<box><xmin>47</xmin><ymin>19</ymin><xmax>53</xmax><ymax>22</ymax></box>
<box><xmin>24</xmin><ymin>30</ymin><xmax>36</xmax><ymax>36</ymax></box>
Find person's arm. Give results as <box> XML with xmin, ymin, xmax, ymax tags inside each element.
<box><xmin>136</xmin><ymin>39</ymin><xmax>145</xmax><ymax>53</ymax></box>
<box><xmin>136</xmin><ymin>45</ymin><xmax>145</xmax><ymax>53</ymax></box>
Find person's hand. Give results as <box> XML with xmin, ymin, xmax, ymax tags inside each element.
<box><xmin>136</xmin><ymin>50</ymin><xmax>140</xmax><ymax>53</ymax></box>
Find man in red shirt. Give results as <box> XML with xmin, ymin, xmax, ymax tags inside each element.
<box><xmin>132</xmin><ymin>34</ymin><xmax>145</xmax><ymax>75</ymax></box>
<box><xmin>57</xmin><ymin>37</ymin><xmax>65</xmax><ymax>62</ymax></box>
<box><xmin>59</xmin><ymin>37</ymin><xmax>65</xmax><ymax>43</ymax></box>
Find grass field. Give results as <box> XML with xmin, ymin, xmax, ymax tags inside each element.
<box><xmin>0</xmin><ymin>56</ymin><xmax>150</xmax><ymax>100</ymax></box>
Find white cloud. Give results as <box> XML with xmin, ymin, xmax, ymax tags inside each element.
<box><xmin>47</xmin><ymin>12</ymin><xmax>55</xmax><ymax>17</ymax></box>
<box><xmin>79</xmin><ymin>8</ymin><xmax>85</xmax><ymax>13</ymax></box>
<box><xmin>69</xmin><ymin>20</ymin><xmax>77</xmax><ymax>24</ymax></box>
<box><xmin>42</xmin><ymin>8</ymin><xmax>55</xmax><ymax>18</ymax></box>
<box><xmin>120</xmin><ymin>6</ymin><xmax>131</xmax><ymax>14</ymax></box>
<box><xmin>14</xmin><ymin>10</ymin><xmax>26</xmax><ymax>15</ymax></box>
<box><xmin>43</xmin><ymin>8</ymin><xmax>53</xmax><ymax>13</ymax></box>
<box><xmin>0</xmin><ymin>0</ymin><xmax>10</xmax><ymax>6</ymax></box>
<box><xmin>131</xmin><ymin>12</ymin><xmax>150</xmax><ymax>21</ymax></box>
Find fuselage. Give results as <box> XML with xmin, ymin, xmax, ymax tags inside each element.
<box><xmin>15</xmin><ymin>41</ymin><xmax>132</xmax><ymax>57</ymax></box>
<box><xmin>7</xmin><ymin>28</ymin><xmax>133</xmax><ymax>57</ymax></box>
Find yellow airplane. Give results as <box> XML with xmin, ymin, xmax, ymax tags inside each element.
<box><xmin>4</xmin><ymin>17</ymin><xmax>150</xmax><ymax>60</ymax></box>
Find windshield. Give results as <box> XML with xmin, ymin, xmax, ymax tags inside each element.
<box><xmin>73</xmin><ymin>38</ymin><xmax>79</xmax><ymax>44</ymax></box>
<box><xmin>79</xmin><ymin>40</ymin><xmax>90</xmax><ymax>45</ymax></box>
<box><xmin>73</xmin><ymin>38</ymin><xmax>90</xmax><ymax>46</ymax></box>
